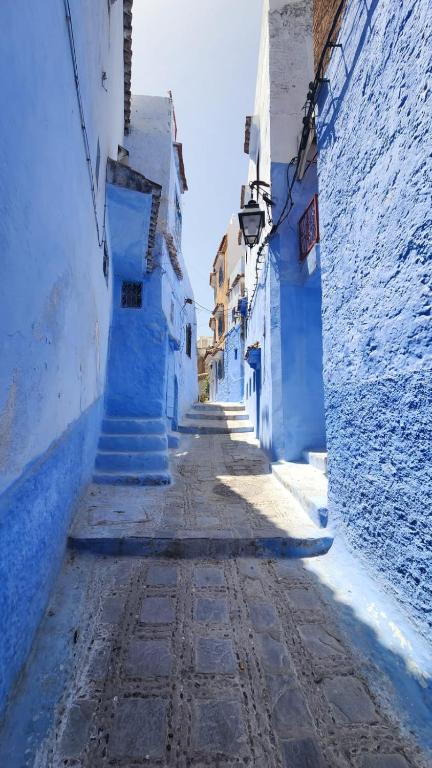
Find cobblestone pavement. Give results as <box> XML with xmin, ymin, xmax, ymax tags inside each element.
<box><xmin>17</xmin><ymin>434</ymin><xmax>432</xmax><ymax>767</ymax></box>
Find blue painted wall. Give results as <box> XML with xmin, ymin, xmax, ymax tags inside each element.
<box><xmin>0</xmin><ymin>1</ymin><xmax>124</xmax><ymax>714</ymax></box>
<box><xmin>105</xmin><ymin>185</ymin><xmax>168</xmax><ymax>418</ymax></box>
<box><xmin>317</xmin><ymin>0</ymin><xmax>432</xmax><ymax>637</ymax></box>
<box><xmin>245</xmin><ymin>160</ymin><xmax>326</xmax><ymax>460</ymax></box>
<box><xmin>213</xmin><ymin>325</ymin><xmax>244</xmax><ymax>403</ymax></box>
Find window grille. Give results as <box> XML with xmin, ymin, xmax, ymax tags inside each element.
<box><xmin>218</xmin><ymin>266</ymin><xmax>224</xmax><ymax>286</ymax></box>
<box><xmin>218</xmin><ymin>315</ymin><xmax>224</xmax><ymax>337</ymax></box>
<box><xmin>217</xmin><ymin>359</ymin><xmax>224</xmax><ymax>380</ymax></box>
<box><xmin>121</xmin><ymin>281</ymin><xmax>142</xmax><ymax>308</ymax></box>
<box><xmin>299</xmin><ymin>194</ymin><xmax>319</xmax><ymax>260</ymax></box>
<box><xmin>234</xmin><ymin>348</ymin><xmax>238</xmax><ymax>360</ymax></box>
<box><xmin>186</xmin><ymin>323</ymin><xmax>192</xmax><ymax>358</ymax></box>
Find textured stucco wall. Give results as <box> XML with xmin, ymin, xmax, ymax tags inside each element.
<box><xmin>0</xmin><ymin>1</ymin><xmax>124</xmax><ymax>713</ymax></box>
<box><xmin>317</xmin><ymin>0</ymin><xmax>432</xmax><ymax>636</ymax></box>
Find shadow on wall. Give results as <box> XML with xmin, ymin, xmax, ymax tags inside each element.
<box><xmin>318</xmin><ymin>0</ymin><xmax>380</xmax><ymax>150</ymax></box>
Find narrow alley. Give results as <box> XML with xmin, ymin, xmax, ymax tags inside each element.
<box><xmin>0</xmin><ymin>406</ymin><xmax>427</xmax><ymax>767</ymax></box>
<box><xmin>1</xmin><ymin>1</ymin><xmax>431</xmax><ymax>766</ymax></box>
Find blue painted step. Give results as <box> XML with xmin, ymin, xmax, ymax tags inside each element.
<box><xmin>95</xmin><ymin>450</ymin><xmax>169</xmax><ymax>472</ymax></box>
<box><xmin>102</xmin><ymin>417</ymin><xmax>165</xmax><ymax>435</ymax></box>
<box><xmin>93</xmin><ymin>471</ymin><xmax>171</xmax><ymax>486</ymax></box>
<box><xmin>98</xmin><ymin>433</ymin><xmax>167</xmax><ymax>452</ymax></box>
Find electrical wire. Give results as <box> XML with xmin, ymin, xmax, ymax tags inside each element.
<box><xmin>64</xmin><ymin>0</ymin><xmax>106</xmax><ymax>248</ymax></box>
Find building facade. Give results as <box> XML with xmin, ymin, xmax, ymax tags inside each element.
<box><xmin>316</xmin><ymin>0</ymin><xmax>432</xmax><ymax>638</ymax></box>
<box><xmin>0</xmin><ymin>2</ymin><xmax>197</xmax><ymax>714</ymax></box>
<box><xmin>207</xmin><ymin>216</ymin><xmax>246</xmax><ymax>403</ymax></box>
<box><xmin>242</xmin><ymin>0</ymin><xmax>326</xmax><ymax>455</ymax></box>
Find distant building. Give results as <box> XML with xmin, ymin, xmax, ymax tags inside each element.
<box><xmin>197</xmin><ymin>336</ymin><xmax>213</xmax><ymax>375</ymax></box>
<box><xmin>103</xmin><ymin>94</ymin><xmax>197</xmax><ymax>444</ymax></box>
<box><xmin>207</xmin><ymin>216</ymin><xmax>246</xmax><ymax>402</ymax></box>
<box><xmin>242</xmin><ymin>0</ymin><xmax>325</xmax><ymax>452</ymax></box>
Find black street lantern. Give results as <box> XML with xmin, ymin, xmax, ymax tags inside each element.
<box><xmin>238</xmin><ymin>199</ymin><xmax>265</xmax><ymax>248</ymax></box>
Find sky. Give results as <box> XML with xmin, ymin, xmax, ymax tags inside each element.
<box><xmin>131</xmin><ymin>0</ymin><xmax>263</xmax><ymax>336</ymax></box>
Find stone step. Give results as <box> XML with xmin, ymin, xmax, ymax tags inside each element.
<box><xmin>272</xmin><ymin>460</ymin><xmax>329</xmax><ymax>528</ymax></box>
<box><xmin>178</xmin><ymin>419</ymin><xmax>254</xmax><ymax>435</ymax></box>
<box><xmin>167</xmin><ymin>432</ymin><xmax>181</xmax><ymax>449</ymax></box>
<box><xmin>93</xmin><ymin>471</ymin><xmax>171</xmax><ymax>486</ymax></box>
<box><xmin>68</xmin><ymin>531</ymin><xmax>333</xmax><ymax>558</ymax></box>
<box><xmin>102</xmin><ymin>417</ymin><xmax>165</xmax><ymax>435</ymax></box>
<box><xmin>99</xmin><ymin>434</ymin><xmax>168</xmax><ymax>452</ymax></box>
<box><xmin>95</xmin><ymin>450</ymin><xmax>169</xmax><ymax>473</ymax></box>
<box><xmin>192</xmin><ymin>403</ymin><xmax>245</xmax><ymax>412</ymax></box>
<box><xmin>304</xmin><ymin>450</ymin><xmax>328</xmax><ymax>475</ymax></box>
<box><xmin>185</xmin><ymin>411</ymin><xmax>249</xmax><ymax>421</ymax></box>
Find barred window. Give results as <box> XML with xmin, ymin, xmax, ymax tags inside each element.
<box><xmin>121</xmin><ymin>281</ymin><xmax>142</xmax><ymax>308</ymax></box>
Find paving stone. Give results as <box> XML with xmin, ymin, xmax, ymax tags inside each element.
<box><xmin>193</xmin><ymin>699</ymin><xmax>248</xmax><ymax>755</ymax></box>
<box><xmin>100</xmin><ymin>595</ymin><xmax>124</xmax><ymax>623</ymax></box>
<box><xmin>269</xmin><ymin>684</ymin><xmax>313</xmax><ymax>737</ymax></box>
<box><xmin>193</xmin><ymin>565</ymin><xmax>225</xmax><ymax>587</ymax></box>
<box><xmin>298</xmin><ymin>624</ymin><xmax>345</xmax><ymax>658</ymax></box>
<box><xmin>195</xmin><ymin>597</ymin><xmax>229</xmax><ymax>623</ymax></box>
<box><xmin>324</xmin><ymin>676</ymin><xmax>378</xmax><ymax>724</ymax></box>
<box><xmin>286</xmin><ymin>587</ymin><xmax>323</xmax><ymax>612</ymax></box>
<box><xmin>124</xmin><ymin>638</ymin><xmax>172</xmax><ymax>677</ymax></box>
<box><xmin>59</xmin><ymin>700</ymin><xmax>95</xmax><ymax>758</ymax></box>
<box><xmin>280</xmin><ymin>736</ymin><xmax>325</xmax><ymax>767</ymax></box>
<box><xmin>249</xmin><ymin>601</ymin><xmax>280</xmax><ymax>635</ymax></box>
<box><xmin>109</xmin><ymin>697</ymin><xmax>167</xmax><ymax>760</ymax></box>
<box><xmin>359</xmin><ymin>755</ymin><xmax>410</xmax><ymax>768</ymax></box>
<box><xmin>195</xmin><ymin>637</ymin><xmax>236</xmax><ymax>673</ymax></box>
<box><xmin>140</xmin><ymin>596</ymin><xmax>175</xmax><ymax>624</ymax></box>
<box><xmin>147</xmin><ymin>564</ymin><xmax>178</xmax><ymax>587</ymax></box>
<box><xmin>237</xmin><ymin>559</ymin><xmax>263</xmax><ymax>579</ymax></box>
<box><xmin>255</xmin><ymin>633</ymin><xmax>291</xmax><ymax>674</ymax></box>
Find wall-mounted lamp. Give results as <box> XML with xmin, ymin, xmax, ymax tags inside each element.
<box><xmin>238</xmin><ymin>198</ymin><xmax>265</xmax><ymax>248</ymax></box>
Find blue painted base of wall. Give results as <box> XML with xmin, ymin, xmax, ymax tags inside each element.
<box><xmin>0</xmin><ymin>398</ymin><xmax>103</xmax><ymax>715</ymax></box>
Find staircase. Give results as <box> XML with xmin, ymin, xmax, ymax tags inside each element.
<box><xmin>272</xmin><ymin>449</ymin><xmax>329</xmax><ymax>528</ymax></box>
<box><xmin>93</xmin><ymin>417</ymin><xmax>171</xmax><ymax>486</ymax></box>
<box><xmin>179</xmin><ymin>402</ymin><xmax>254</xmax><ymax>435</ymax></box>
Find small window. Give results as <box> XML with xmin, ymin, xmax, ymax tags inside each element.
<box><xmin>218</xmin><ymin>315</ymin><xmax>224</xmax><ymax>337</ymax></box>
<box><xmin>232</xmin><ymin>307</ymin><xmax>236</xmax><ymax>323</ymax></box>
<box><xmin>103</xmin><ymin>242</ymin><xmax>109</xmax><ymax>286</ymax></box>
<box><xmin>170</xmin><ymin>297</ymin><xmax>175</xmax><ymax>324</ymax></box>
<box><xmin>186</xmin><ymin>323</ymin><xmax>192</xmax><ymax>358</ymax></box>
<box><xmin>253</xmin><ymin>372</ymin><xmax>256</xmax><ymax>393</ymax></box>
<box><xmin>217</xmin><ymin>359</ymin><xmax>224</xmax><ymax>380</ymax></box>
<box><xmin>95</xmin><ymin>138</ymin><xmax>101</xmax><ymax>188</ymax></box>
<box><xmin>121</xmin><ymin>281</ymin><xmax>142</xmax><ymax>308</ymax></box>
<box><xmin>218</xmin><ymin>265</ymin><xmax>224</xmax><ymax>286</ymax></box>
<box><xmin>234</xmin><ymin>348</ymin><xmax>238</xmax><ymax>360</ymax></box>
<box><xmin>175</xmin><ymin>192</ymin><xmax>182</xmax><ymax>242</ymax></box>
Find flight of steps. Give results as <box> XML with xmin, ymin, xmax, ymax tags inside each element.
<box><xmin>178</xmin><ymin>402</ymin><xmax>254</xmax><ymax>435</ymax></box>
<box><xmin>272</xmin><ymin>449</ymin><xmax>329</xmax><ymax>528</ymax></box>
<box><xmin>93</xmin><ymin>417</ymin><xmax>171</xmax><ymax>486</ymax></box>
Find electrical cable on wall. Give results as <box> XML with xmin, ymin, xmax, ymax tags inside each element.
<box><xmin>64</xmin><ymin>0</ymin><xmax>106</xmax><ymax>249</ymax></box>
